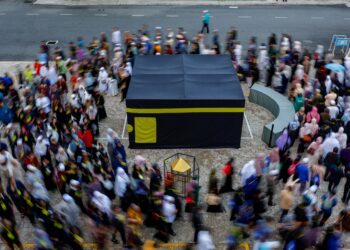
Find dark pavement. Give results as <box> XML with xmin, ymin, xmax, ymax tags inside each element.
<box><xmin>0</xmin><ymin>0</ymin><xmax>349</xmax><ymax>60</ymax></box>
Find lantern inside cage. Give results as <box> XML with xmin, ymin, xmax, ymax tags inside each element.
<box><xmin>163</xmin><ymin>153</ymin><xmax>199</xmax><ymax>197</ymax></box>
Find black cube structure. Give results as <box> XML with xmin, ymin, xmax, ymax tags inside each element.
<box><xmin>126</xmin><ymin>55</ymin><xmax>245</xmax><ymax>149</ymax></box>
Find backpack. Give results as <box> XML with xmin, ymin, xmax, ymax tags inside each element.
<box><xmin>288</xmin><ymin>162</ymin><xmax>299</xmax><ymax>175</ymax></box>
<box><xmin>243</xmin><ymin>175</ymin><xmax>258</xmax><ymax>196</ymax></box>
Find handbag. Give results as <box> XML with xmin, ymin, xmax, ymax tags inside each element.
<box><xmin>288</xmin><ymin>162</ymin><xmax>299</xmax><ymax>175</ymax></box>
<box><xmin>206</xmin><ymin>193</ymin><xmax>221</xmax><ymax>206</ymax></box>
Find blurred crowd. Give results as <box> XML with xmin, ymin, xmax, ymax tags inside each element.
<box><xmin>0</xmin><ymin>17</ymin><xmax>350</xmax><ymax>250</ymax></box>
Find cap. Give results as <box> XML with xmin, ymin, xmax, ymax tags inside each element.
<box><xmin>58</xmin><ymin>163</ymin><xmax>65</xmax><ymax>171</ymax></box>
<box><xmin>70</xmin><ymin>179</ymin><xmax>79</xmax><ymax>186</ymax></box>
<box><xmin>302</xmin><ymin>158</ymin><xmax>309</xmax><ymax>164</ymax></box>
<box><xmin>63</xmin><ymin>194</ymin><xmax>74</xmax><ymax>203</ymax></box>
<box><xmin>5</xmin><ymin>123</ymin><xmax>12</xmax><ymax>129</ymax></box>
<box><xmin>309</xmin><ymin>185</ymin><xmax>318</xmax><ymax>193</ymax></box>
<box><xmin>164</xmin><ymin>195</ymin><xmax>175</xmax><ymax>202</ymax></box>
<box><xmin>24</xmin><ymin>105</ymin><xmax>32</xmax><ymax>112</ymax></box>
<box><xmin>27</xmin><ymin>164</ymin><xmax>36</xmax><ymax>171</ymax></box>
<box><xmin>269</xmin><ymin>169</ymin><xmax>279</xmax><ymax>176</ymax></box>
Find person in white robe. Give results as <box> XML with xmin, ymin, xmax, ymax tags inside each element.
<box><xmin>322</xmin><ymin>133</ymin><xmax>340</xmax><ymax>158</ymax></box>
<box><xmin>98</xmin><ymin>67</ymin><xmax>109</xmax><ymax>94</ymax></box>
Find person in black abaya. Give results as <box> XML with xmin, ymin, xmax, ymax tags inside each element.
<box><xmin>93</xmin><ymin>90</ymin><xmax>107</xmax><ymax>121</ymax></box>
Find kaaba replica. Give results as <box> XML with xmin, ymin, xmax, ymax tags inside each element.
<box><xmin>126</xmin><ymin>55</ymin><xmax>245</xmax><ymax>149</ymax></box>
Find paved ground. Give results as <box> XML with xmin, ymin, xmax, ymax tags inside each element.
<box><xmin>1</xmin><ymin>61</ymin><xmax>350</xmax><ymax>249</ymax></box>
<box><xmin>0</xmin><ymin>1</ymin><xmax>350</xmax><ymax>61</ymax></box>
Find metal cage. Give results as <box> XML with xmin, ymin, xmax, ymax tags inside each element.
<box><xmin>163</xmin><ymin>153</ymin><xmax>199</xmax><ymax>197</ymax></box>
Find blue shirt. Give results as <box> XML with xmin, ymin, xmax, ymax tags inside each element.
<box><xmin>296</xmin><ymin>164</ymin><xmax>309</xmax><ymax>182</ymax></box>
<box><xmin>321</xmin><ymin>193</ymin><xmax>337</xmax><ymax>214</ymax></box>
<box><xmin>203</xmin><ymin>13</ymin><xmax>210</xmax><ymax>24</ymax></box>
<box><xmin>0</xmin><ymin>104</ymin><xmax>13</xmax><ymax>125</ymax></box>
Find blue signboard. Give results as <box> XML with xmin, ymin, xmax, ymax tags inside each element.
<box><xmin>335</xmin><ymin>38</ymin><xmax>350</xmax><ymax>47</ymax></box>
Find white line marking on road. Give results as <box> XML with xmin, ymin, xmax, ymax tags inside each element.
<box><xmin>166</xmin><ymin>14</ymin><xmax>179</xmax><ymax>17</ymax></box>
<box><xmin>94</xmin><ymin>13</ymin><xmax>108</xmax><ymax>16</ymax></box>
<box><xmin>60</xmin><ymin>13</ymin><xmax>73</xmax><ymax>16</ymax></box>
<box><xmin>311</xmin><ymin>16</ymin><xmax>324</xmax><ymax>19</ymax></box>
<box><xmin>238</xmin><ymin>16</ymin><xmax>252</xmax><ymax>18</ymax></box>
<box><xmin>274</xmin><ymin>16</ymin><xmax>288</xmax><ymax>19</ymax></box>
<box><xmin>26</xmin><ymin>13</ymin><xmax>39</xmax><ymax>16</ymax></box>
<box><xmin>229</xmin><ymin>6</ymin><xmax>238</xmax><ymax>8</ymax></box>
<box><xmin>132</xmin><ymin>14</ymin><xmax>145</xmax><ymax>17</ymax></box>
<box><xmin>0</xmin><ymin>13</ymin><xmax>6</xmax><ymax>15</ymax></box>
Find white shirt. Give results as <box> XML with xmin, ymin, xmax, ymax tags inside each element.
<box><xmin>40</xmin><ymin>66</ymin><xmax>49</xmax><ymax>78</ymax></box>
<box><xmin>111</xmin><ymin>30</ymin><xmax>121</xmax><ymax>45</ymax></box>
<box><xmin>35</xmin><ymin>139</ymin><xmax>49</xmax><ymax>157</ymax></box>
<box><xmin>162</xmin><ymin>199</ymin><xmax>177</xmax><ymax>223</ymax></box>
<box><xmin>328</xmin><ymin>106</ymin><xmax>339</xmax><ymax>120</ymax></box>
<box><xmin>0</xmin><ymin>151</ymin><xmax>22</xmax><ymax>181</ymax></box>
<box><xmin>36</xmin><ymin>96</ymin><xmax>51</xmax><ymax>114</ymax></box>
<box><xmin>240</xmin><ymin>160</ymin><xmax>257</xmax><ymax>187</ymax></box>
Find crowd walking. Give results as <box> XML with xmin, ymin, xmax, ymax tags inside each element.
<box><xmin>1</xmin><ymin>13</ymin><xmax>350</xmax><ymax>250</ymax></box>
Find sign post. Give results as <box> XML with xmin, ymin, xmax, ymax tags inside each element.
<box><xmin>329</xmin><ymin>35</ymin><xmax>347</xmax><ymax>51</ymax></box>
<box><xmin>333</xmin><ymin>37</ymin><xmax>350</xmax><ymax>55</ymax></box>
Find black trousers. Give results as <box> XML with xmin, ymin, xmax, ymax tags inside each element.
<box><xmin>201</xmin><ymin>23</ymin><xmax>209</xmax><ymax>33</ymax></box>
<box><xmin>112</xmin><ymin>219</ymin><xmax>127</xmax><ymax>244</ymax></box>
<box><xmin>328</xmin><ymin>180</ymin><xmax>338</xmax><ymax>193</ymax></box>
<box><xmin>343</xmin><ymin>179</ymin><xmax>350</xmax><ymax>202</ymax></box>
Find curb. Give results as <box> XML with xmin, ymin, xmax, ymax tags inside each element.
<box><xmin>33</xmin><ymin>0</ymin><xmax>349</xmax><ymax>6</ymax></box>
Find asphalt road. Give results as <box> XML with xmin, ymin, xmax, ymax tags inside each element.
<box><xmin>0</xmin><ymin>0</ymin><xmax>350</xmax><ymax>60</ymax></box>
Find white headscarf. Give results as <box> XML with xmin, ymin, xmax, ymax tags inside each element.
<box><xmin>55</xmin><ymin>194</ymin><xmax>80</xmax><ymax>226</ymax></box>
<box><xmin>56</xmin><ymin>147</ymin><xmax>68</xmax><ymax>164</ymax></box>
<box><xmin>234</xmin><ymin>44</ymin><xmax>242</xmax><ymax>65</ymax></box>
<box><xmin>125</xmin><ymin>62</ymin><xmax>132</xmax><ymax>76</ymax></box>
<box><xmin>295</xmin><ymin>64</ymin><xmax>304</xmax><ymax>81</ymax></box>
<box><xmin>135</xmin><ymin>155</ymin><xmax>146</xmax><ymax>166</ymax></box>
<box><xmin>336</xmin><ymin>127</ymin><xmax>347</xmax><ymax>150</ymax></box>
<box><xmin>325</xmin><ymin>75</ymin><xmax>332</xmax><ymax>94</ymax></box>
<box><xmin>240</xmin><ymin>160</ymin><xmax>257</xmax><ymax>187</ymax></box>
<box><xmin>106</xmin><ymin>128</ymin><xmax>119</xmax><ymax>144</ymax></box>
<box><xmin>92</xmin><ymin>191</ymin><xmax>111</xmax><ymax>215</ymax></box>
<box><xmin>316</xmin><ymin>45</ymin><xmax>324</xmax><ymax>57</ymax></box>
<box><xmin>114</xmin><ymin>167</ymin><xmax>130</xmax><ymax>197</ymax></box>
<box><xmin>32</xmin><ymin>182</ymin><xmax>49</xmax><ymax>201</ymax></box>
<box><xmin>47</xmin><ymin>66</ymin><xmax>58</xmax><ymax>85</ymax></box>
<box><xmin>322</xmin><ymin>133</ymin><xmax>340</xmax><ymax>158</ymax></box>
<box><xmin>34</xmin><ymin>136</ymin><xmax>49</xmax><ymax>157</ymax></box>
<box><xmin>25</xmin><ymin>165</ymin><xmax>44</xmax><ymax>187</ymax></box>
<box><xmin>162</xmin><ymin>195</ymin><xmax>177</xmax><ymax>223</ymax></box>
<box><xmin>197</xmin><ymin>231</ymin><xmax>215</xmax><ymax>250</ymax></box>
<box><xmin>98</xmin><ymin>67</ymin><xmax>108</xmax><ymax>82</ymax></box>
<box><xmin>309</xmin><ymin>118</ymin><xmax>319</xmax><ymax>136</ymax></box>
